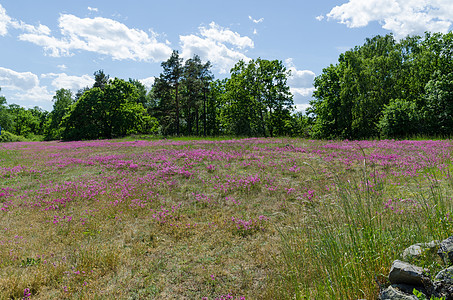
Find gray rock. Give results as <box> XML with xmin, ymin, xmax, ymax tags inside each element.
<box><xmin>402</xmin><ymin>241</ymin><xmax>439</xmax><ymax>260</ymax></box>
<box><xmin>392</xmin><ymin>283</ymin><xmax>428</xmax><ymax>296</ymax></box>
<box><xmin>435</xmin><ymin>266</ymin><xmax>453</xmax><ymax>283</ymax></box>
<box><xmin>380</xmin><ymin>286</ymin><xmax>418</xmax><ymax>300</ymax></box>
<box><xmin>403</xmin><ymin>244</ymin><xmax>424</xmax><ymax>260</ymax></box>
<box><xmin>433</xmin><ymin>280</ymin><xmax>453</xmax><ymax>300</ymax></box>
<box><xmin>388</xmin><ymin>260</ymin><xmax>431</xmax><ymax>287</ymax></box>
<box><xmin>438</xmin><ymin>236</ymin><xmax>453</xmax><ymax>265</ymax></box>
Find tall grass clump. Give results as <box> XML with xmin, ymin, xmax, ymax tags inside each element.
<box><xmin>270</xmin><ymin>150</ymin><xmax>453</xmax><ymax>299</ymax></box>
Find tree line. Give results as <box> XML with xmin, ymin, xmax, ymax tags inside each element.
<box><xmin>3</xmin><ymin>32</ymin><xmax>453</xmax><ymax>142</ymax></box>
<box><xmin>0</xmin><ymin>51</ymin><xmax>305</xmax><ymax>141</ymax></box>
<box><xmin>309</xmin><ymin>32</ymin><xmax>453</xmax><ymax>139</ymax></box>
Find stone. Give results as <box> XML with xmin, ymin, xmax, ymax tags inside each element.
<box><xmin>432</xmin><ymin>266</ymin><xmax>453</xmax><ymax>300</ymax></box>
<box><xmin>435</xmin><ymin>266</ymin><xmax>453</xmax><ymax>283</ymax></box>
<box><xmin>388</xmin><ymin>260</ymin><xmax>431</xmax><ymax>287</ymax></box>
<box><xmin>438</xmin><ymin>236</ymin><xmax>453</xmax><ymax>265</ymax></box>
<box><xmin>432</xmin><ymin>280</ymin><xmax>453</xmax><ymax>300</ymax></box>
<box><xmin>392</xmin><ymin>283</ymin><xmax>428</xmax><ymax>296</ymax></box>
<box><xmin>380</xmin><ymin>286</ymin><xmax>418</xmax><ymax>300</ymax></box>
<box><xmin>403</xmin><ymin>244</ymin><xmax>423</xmax><ymax>260</ymax></box>
<box><xmin>402</xmin><ymin>241</ymin><xmax>439</xmax><ymax>260</ymax></box>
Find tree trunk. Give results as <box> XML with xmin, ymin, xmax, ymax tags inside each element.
<box><xmin>195</xmin><ymin>107</ymin><xmax>199</xmax><ymax>136</ymax></box>
<box><xmin>268</xmin><ymin>107</ymin><xmax>274</xmax><ymax>137</ymax></box>
<box><xmin>203</xmin><ymin>88</ymin><xmax>207</xmax><ymax>136</ymax></box>
<box><xmin>175</xmin><ymin>83</ymin><xmax>180</xmax><ymax>136</ymax></box>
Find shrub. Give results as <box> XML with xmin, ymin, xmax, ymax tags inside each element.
<box><xmin>0</xmin><ymin>130</ymin><xmax>27</xmax><ymax>142</ymax></box>
<box><xmin>378</xmin><ymin>98</ymin><xmax>420</xmax><ymax>138</ymax></box>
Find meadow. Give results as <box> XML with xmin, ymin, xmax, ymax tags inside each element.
<box><xmin>0</xmin><ymin>137</ymin><xmax>452</xmax><ymax>299</ymax></box>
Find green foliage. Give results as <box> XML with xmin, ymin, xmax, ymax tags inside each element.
<box><xmin>222</xmin><ymin>58</ymin><xmax>294</xmax><ymax>137</ymax></box>
<box><xmin>180</xmin><ymin>55</ymin><xmax>213</xmax><ymax>136</ymax></box>
<box><xmin>44</xmin><ymin>88</ymin><xmax>73</xmax><ymax>140</ymax></box>
<box><xmin>154</xmin><ymin>50</ymin><xmax>184</xmax><ymax>136</ymax></box>
<box><xmin>423</xmin><ymin>71</ymin><xmax>453</xmax><ymax>136</ymax></box>
<box><xmin>284</xmin><ymin>112</ymin><xmax>312</xmax><ymax>137</ymax></box>
<box><xmin>0</xmin><ymin>95</ymin><xmax>13</xmax><ymax>132</ymax></box>
<box><xmin>6</xmin><ymin>104</ymin><xmax>43</xmax><ymax>137</ymax></box>
<box><xmin>413</xmin><ymin>288</ymin><xmax>445</xmax><ymax>300</ymax></box>
<box><xmin>0</xmin><ymin>130</ymin><xmax>27</xmax><ymax>142</ymax></box>
<box><xmin>378</xmin><ymin>98</ymin><xmax>420</xmax><ymax>138</ymax></box>
<box><xmin>93</xmin><ymin>69</ymin><xmax>110</xmax><ymax>90</ymax></box>
<box><xmin>21</xmin><ymin>257</ymin><xmax>41</xmax><ymax>267</ymax></box>
<box><xmin>310</xmin><ymin>32</ymin><xmax>453</xmax><ymax>139</ymax></box>
<box><xmin>150</xmin><ymin>53</ymin><xmax>294</xmax><ymax>138</ymax></box>
<box><xmin>61</xmin><ymin>78</ymin><xmax>152</xmax><ymax>140</ymax></box>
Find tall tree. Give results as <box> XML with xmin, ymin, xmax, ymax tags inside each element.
<box><xmin>181</xmin><ymin>55</ymin><xmax>213</xmax><ymax>136</ymax></box>
<box><xmin>310</xmin><ymin>32</ymin><xmax>453</xmax><ymax>139</ymax></box>
<box><xmin>93</xmin><ymin>70</ymin><xmax>110</xmax><ymax>90</ymax></box>
<box><xmin>206</xmin><ymin>79</ymin><xmax>226</xmax><ymax>136</ymax></box>
<box><xmin>129</xmin><ymin>79</ymin><xmax>148</xmax><ymax>106</ymax></box>
<box><xmin>423</xmin><ymin>71</ymin><xmax>453</xmax><ymax>135</ymax></box>
<box><xmin>223</xmin><ymin>59</ymin><xmax>293</xmax><ymax>136</ymax></box>
<box><xmin>0</xmin><ymin>88</ymin><xmax>13</xmax><ymax>132</ymax></box>
<box><xmin>6</xmin><ymin>104</ymin><xmax>40</xmax><ymax>137</ymax></box>
<box><xmin>44</xmin><ymin>88</ymin><xmax>73</xmax><ymax>140</ymax></box>
<box><xmin>256</xmin><ymin>58</ymin><xmax>293</xmax><ymax>136</ymax></box>
<box><xmin>157</xmin><ymin>50</ymin><xmax>183</xmax><ymax>136</ymax></box>
<box><xmin>62</xmin><ymin>78</ymin><xmax>151</xmax><ymax>140</ymax></box>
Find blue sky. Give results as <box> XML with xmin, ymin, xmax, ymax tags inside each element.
<box><xmin>1</xmin><ymin>0</ymin><xmax>453</xmax><ymax>112</ymax></box>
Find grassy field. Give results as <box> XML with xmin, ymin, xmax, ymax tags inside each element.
<box><xmin>0</xmin><ymin>137</ymin><xmax>452</xmax><ymax>299</ymax></box>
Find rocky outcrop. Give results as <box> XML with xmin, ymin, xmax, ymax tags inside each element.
<box><xmin>380</xmin><ymin>286</ymin><xmax>418</xmax><ymax>300</ymax></box>
<box><xmin>380</xmin><ymin>236</ymin><xmax>453</xmax><ymax>300</ymax></box>
<box><xmin>388</xmin><ymin>260</ymin><xmax>431</xmax><ymax>287</ymax></box>
<box><xmin>402</xmin><ymin>241</ymin><xmax>439</xmax><ymax>260</ymax></box>
<box><xmin>438</xmin><ymin>236</ymin><xmax>453</xmax><ymax>265</ymax></box>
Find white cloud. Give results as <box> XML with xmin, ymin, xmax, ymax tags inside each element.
<box><xmin>42</xmin><ymin>73</ymin><xmax>94</xmax><ymax>91</ymax></box>
<box><xmin>0</xmin><ymin>4</ymin><xmax>11</xmax><ymax>36</ymax></box>
<box><xmin>139</xmin><ymin>77</ymin><xmax>155</xmax><ymax>89</ymax></box>
<box><xmin>88</xmin><ymin>7</ymin><xmax>99</xmax><ymax>12</ymax></box>
<box><xmin>316</xmin><ymin>15</ymin><xmax>325</xmax><ymax>21</ymax></box>
<box><xmin>0</xmin><ymin>67</ymin><xmax>39</xmax><ymax>90</ymax></box>
<box><xmin>18</xmin><ymin>14</ymin><xmax>173</xmax><ymax>62</ymax></box>
<box><xmin>10</xmin><ymin>85</ymin><xmax>53</xmax><ymax>105</ymax></box>
<box><xmin>57</xmin><ymin>64</ymin><xmax>67</xmax><ymax>70</ymax></box>
<box><xmin>326</xmin><ymin>0</ymin><xmax>453</xmax><ymax>39</ymax></box>
<box><xmin>199</xmin><ymin>22</ymin><xmax>254</xmax><ymax>49</ymax></box>
<box><xmin>291</xmin><ymin>87</ymin><xmax>316</xmax><ymax>97</ymax></box>
<box><xmin>294</xmin><ymin>103</ymin><xmax>311</xmax><ymax>113</ymax></box>
<box><xmin>0</xmin><ymin>67</ymin><xmax>53</xmax><ymax>106</ymax></box>
<box><xmin>286</xmin><ymin>58</ymin><xmax>316</xmax><ymax>88</ymax></box>
<box><xmin>285</xmin><ymin>59</ymin><xmax>316</xmax><ymax>106</ymax></box>
<box><xmin>0</xmin><ymin>4</ymin><xmax>51</xmax><ymax>36</ymax></box>
<box><xmin>10</xmin><ymin>20</ymin><xmax>51</xmax><ymax>35</ymax></box>
<box><xmin>180</xmin><ymin>22</ymin><xmax>254</xmax><ymax>74</ymax></box>
<box><xmin>248</xmin><ymin>16</ymin><xmax>264</xmax><ymax>24</ymax></box>
<box><xmin>288</xmin><ymin>69</ymin><xmax>316</xmax><ymax>89</ymax></box>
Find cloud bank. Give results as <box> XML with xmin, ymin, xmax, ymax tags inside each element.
<box><xmin>285</xmin><ymin>59</ymin><xmax>316</xmax><ymax>108</ymax></box>
<box><xmin>18</xmin><ymin>14</ymin><xmax>172</xmax><ymax>62</ymax></box>
<box><xmin>180</xmin><ymin>22</ymin><xmax>254</xmax><ymax>73</ymax></box>
<box><xmin>326</xmin><ymin>0</ymin><xmax>453</xmax><ymax>38</ymax></box>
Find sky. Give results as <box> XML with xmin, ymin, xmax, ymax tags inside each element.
<box><xmin>1</xmin><ymin>0</ymin><xmax>453</xmax><ymax>112</ymax></box>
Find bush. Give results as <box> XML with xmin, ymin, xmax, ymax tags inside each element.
<box><xmin>0</xmin><ymin>130</ymin><xmax>27</xmax><ymax>142</ymax></box>
<box><xmin>378</xmin><ymin>98</ymin><xmax>420</xmax><ymax>138</ymax></box>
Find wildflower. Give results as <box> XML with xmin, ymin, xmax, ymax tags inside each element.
<box><xmin>23</xmin><ymin>288</ymin><xmax>31</xmax><ymax>299</ymax></box>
